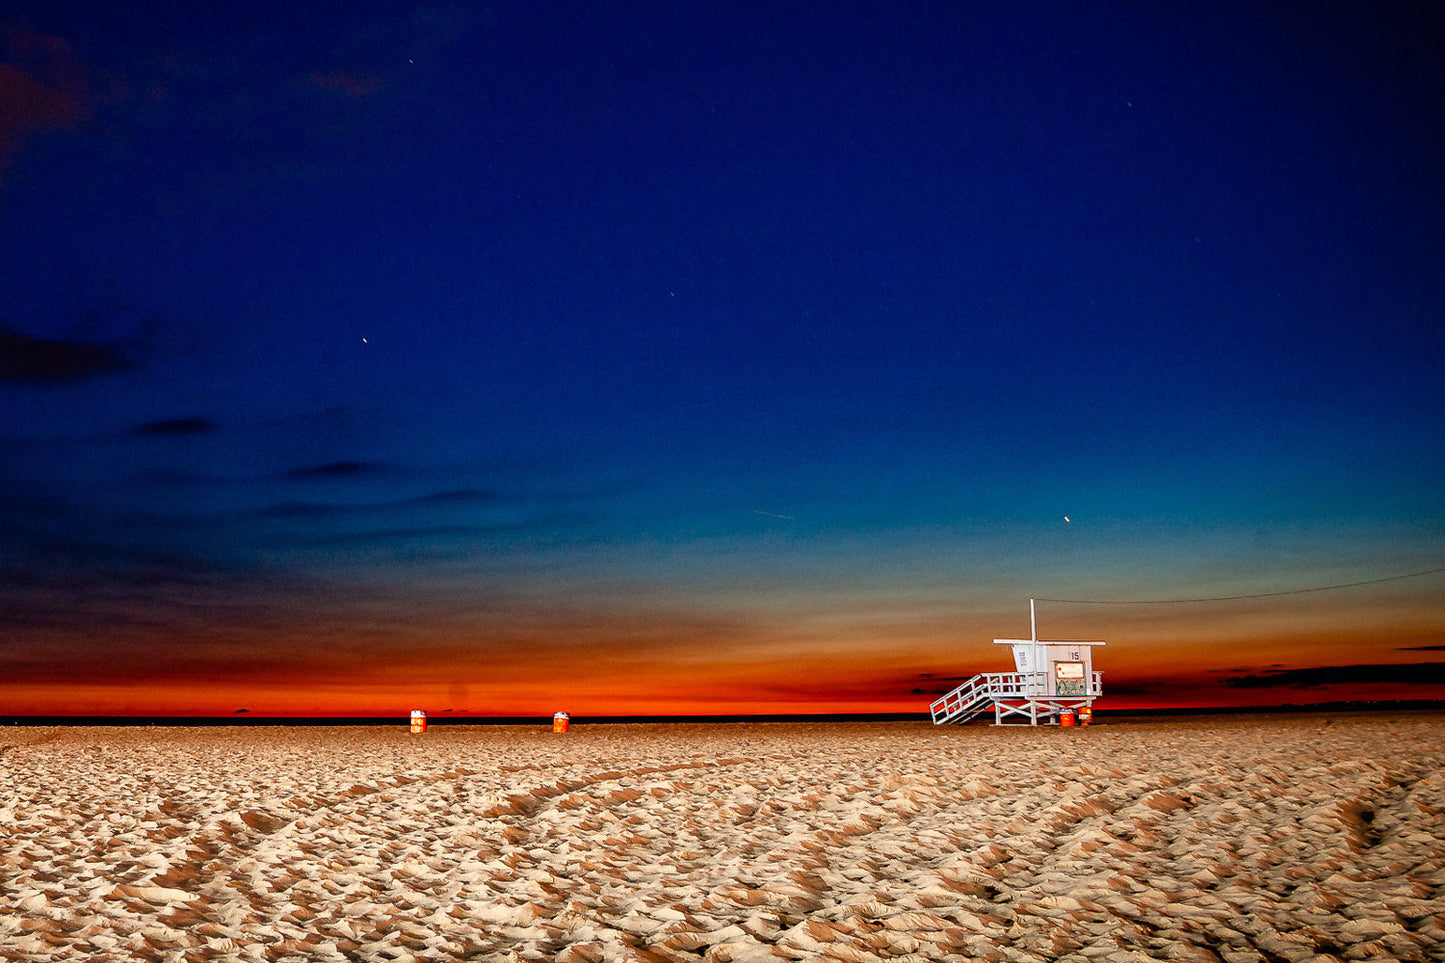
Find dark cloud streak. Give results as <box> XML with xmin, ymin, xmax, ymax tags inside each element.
<box><xmin>0</xmin><ymin>330</ymin><xmax>133</xmax><ymax>383</ymax></box>
<box><xmin>1223</xmin><ymin>663</ymin><xmax>1445</xmax><ymax>689</ymax></box>
<box><xmin>415</xmin><ymin>488</ymin><xmax>501</xmax><ymax>504</ymax></box>
<box><xmin>132</xmin><ymin>417</ymin><xmax>215</xmax><ymax>436</ymax></box>
<box><xmin>284</xmin><ymin>460</ymin><xmax>385</xmax><ymax>479</ymax></box>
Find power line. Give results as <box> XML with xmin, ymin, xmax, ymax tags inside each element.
<box><xmin>1036</xmin><ymin>566</ymin><xmax>1445</xmax><ymax>605</ymax></box>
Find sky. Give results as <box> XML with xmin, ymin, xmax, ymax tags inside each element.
<box><xmin>1</xmin><ymin>0</ymin><xmax>1441</xmax><ymax>717</ymax></box>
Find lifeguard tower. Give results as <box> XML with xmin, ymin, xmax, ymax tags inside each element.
<box><xmin>930</xmin><ymin>600</ymin><xmax>1104</xmax><ymax>725</ymax></box>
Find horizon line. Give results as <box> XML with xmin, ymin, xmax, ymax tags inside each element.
<box><xmin>3</xmin><ymin>700</ymin><xmax>1443</xmax><ymax>727</ymax></box>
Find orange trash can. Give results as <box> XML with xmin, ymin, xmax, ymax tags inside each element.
<box><xmin>1060</xmin><ymin>710</ymin><xmax>1076</xmax><ymax>727</ymax></box>
<box><xmin>1078</xmin><ymin>706</ymin><xmax>1093</xmax><ymax>726</ymax></box>
<box><xmin>410</xmin><ymin>710</ymin><xmax>427</xmax><ymax>733</ymax></box>
<box><xmin>552</xmin><ymin>711</ymin><xmax>570</xmax><ymax>733</ymax></box>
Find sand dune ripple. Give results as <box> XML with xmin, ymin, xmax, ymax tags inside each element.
<box><xmin>2</xmin><ymin>714</ymin><xmax>1443</xmax><ymax>961</ymax></box>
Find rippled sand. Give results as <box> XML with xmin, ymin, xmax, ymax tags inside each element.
<box><xmin>2</xmin><ymin>714</ymin><xmax>1442</xmax><ymax>962</ymax></box>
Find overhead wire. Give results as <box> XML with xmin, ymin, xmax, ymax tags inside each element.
<box><xmin>1034</xmin><ymin>566</ymin><xmax>1445</xmax><ymax>605</ymax></box>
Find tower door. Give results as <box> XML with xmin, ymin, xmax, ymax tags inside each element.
<box><xmin>1055</xmin><ymin>660</ymin><xmax>1087</xmax><ymax>696</ymax></box>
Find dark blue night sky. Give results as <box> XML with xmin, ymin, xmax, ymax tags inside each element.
<box><xmin>2</xmin><ymin>1</ymin><xmax>1441</xmax><ymax>716</ymax></box>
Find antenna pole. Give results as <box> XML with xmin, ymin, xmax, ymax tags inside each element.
<box><xmin>1030</xmin><ymin>597</ymin><xmax>1037</xmax><ymax>642</ymax></box>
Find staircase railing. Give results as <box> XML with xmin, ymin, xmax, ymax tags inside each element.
<box><xmin>930</xmin><ymin>672</ymin><xmax>1041</xmax><ymax>724</ymax></box>
<box><xmin>931</xmin><ymin>669</ymin><xmax>1105</xmax><ymax>724</ymax></box>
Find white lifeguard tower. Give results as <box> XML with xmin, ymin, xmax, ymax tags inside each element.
<box><xmin>930</xmin><ymin>600</ymin><xmax>1105</xmax><ymax>725</ymax></box>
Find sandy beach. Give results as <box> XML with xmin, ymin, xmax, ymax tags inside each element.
<box><xmin>1</xmin><ymin>714</ymin><xmax>1442</xmax><ymax>962</ymax></box>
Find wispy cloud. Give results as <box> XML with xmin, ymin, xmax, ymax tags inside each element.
<box><xmin>256</xmin><ymin>488</ymin><xmax>504</xmax><ymax>520</ymax></box>
<box><xmin>57</xmin><ymin>4</ymin><xmax>480</xmax><ymax>182</ymax></box>
<box><xmin>0</xmin><ymin>24</ymin><xmax>89</xmax><ymax>180</ymax></box>
<box><xmin>275</xmin><ymin>524</ymin><xmax>497</xmax><ymax>547</ymax></box>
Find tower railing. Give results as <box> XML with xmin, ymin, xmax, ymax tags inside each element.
<box><xmin>930</xmin><ymin>671</ymin><xmax>1103</xmax><ymax>724</ymax></box>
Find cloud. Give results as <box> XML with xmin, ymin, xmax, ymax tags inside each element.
<box><xmin>1223</xmin><ymin>663</ymin><xmax>1445</xmax><ymax>689</ymax></box>
<box><xmin>257</xmin><ymin>502</ymin><xmax>339</xmax><ymax>519</ymax></box>
<box><xmin>132</xmin><ymin>417</ymin><xmax>215</xmax><ymax>437</ymax></box>
<box><xmin>0</xmin><ymin>330</ymin><xmax>133</xmax><ymax>383</ymax></box>
<box><xmin>1397</xmin><ymin>645</ymin><xmax>1445</xmax><ymax>651</ymax></box>
<box><xmin>277</xmin><ymin>524</ymin><xmax>495</xmax><ymax>547</ymax></box>
<box><xmin>908</xmin><ymin>675</ymin><xmax>970</xmax><ymax>695</ymax></box>
<box><xmin>257</xmin><ymin>487</ymin><xmax>506</xmax><ymax>520</ymax></box>
<box><xmin>414</xmin><ymin>488</ymin><xmax>501</xmax><ymax>504</ymax></box>
<box><xmin>0</xmin><ymin>522</ymin><xmax>387</xmax><ymax>684</ymax></box>
<box><xmin>284</xmin><ymin>460</ymin><xmax>385</xmax><ymax>480</ymax></box>
<box><xmin>0</xmin><ymin>24</ymin><xmax>89</xmax><ymax>179</ymax></box>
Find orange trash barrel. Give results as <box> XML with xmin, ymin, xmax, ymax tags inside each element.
<box><xmin>410</xmin><ymin>710</ymin><xmax>427</xmax><ymax>733</ymax></box>
<box><xmin>552</xmin><ymin>711</ymin><xmax>570</xmax><ymax>733</ymax></box>
<box><xmin>1060</xmin><ymin>709</ymin><xmax>1076</xmax><ymax>727</ymax></box>
<box><xmin>1078</xmin><ymin>706</ymin><xmax>1093</xmax><ymax>726</ymax></box>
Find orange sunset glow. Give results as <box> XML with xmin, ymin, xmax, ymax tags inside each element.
<box><xmin>5</xmin><ymin>569</ymin><xmax>1441</xmax><ymax>717</ymax></box>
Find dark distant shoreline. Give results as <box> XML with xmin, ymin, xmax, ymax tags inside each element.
<box><xmin>1</xmin><ymin>700</ymin><xmax>1442</xmax><ymax>727</ymax></box>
